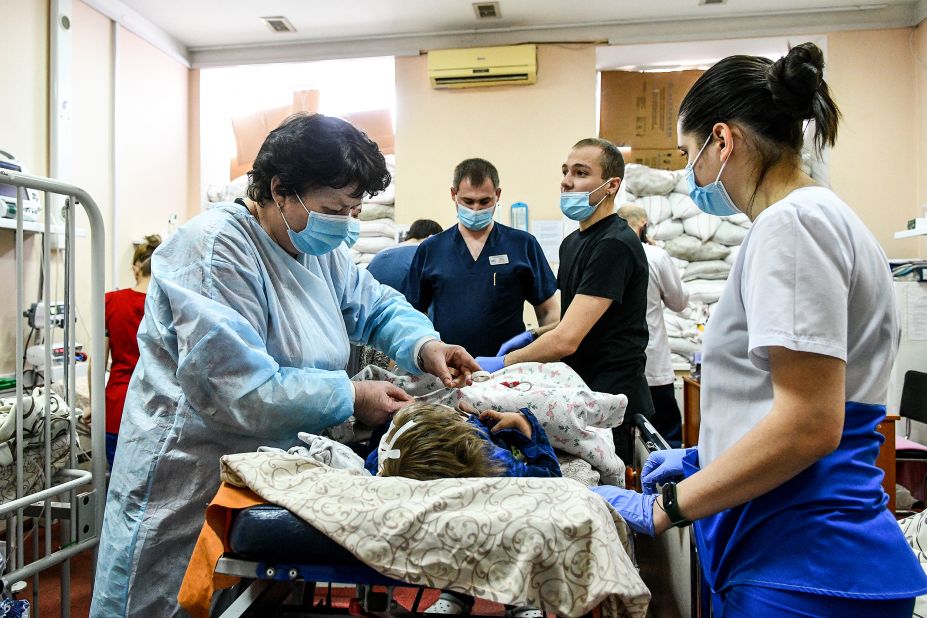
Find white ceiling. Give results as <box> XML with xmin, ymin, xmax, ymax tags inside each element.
<box><xmin>87</xmin><ymin>0</ymin><xmax>926</xmax><ymax>67</ymax></box>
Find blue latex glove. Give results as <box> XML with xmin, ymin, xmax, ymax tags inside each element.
<box><xmin>475</xmin><ymin>356</ymin><xmax>505</xmax><ymax>373</ymax></box>
<box><xmin>641</xmin><ymin>447</ymin><xmax>697</xmax><ymax>495</ymax></box>
<box><xmin>496</xmin><ymin>330</ymin><xmax>535</xmax><ymax>356</ymax></box>
<box><xmin>591</xmin><ymin>486</ymin><xmax>656</xmax><ymax>537</ymax></box>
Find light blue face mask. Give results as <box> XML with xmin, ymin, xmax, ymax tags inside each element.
<box><xmin>344</xmin><ymin>217</ymin><xmax>361</xmax><ymax>248</ymax></box>
<box><xmin>279</xmin><ymin>194</ymin><xmax>351</xmax><ymax>256</ymax></box>
<box><xmin>560</xmin><ymin>178</ymin><xmax>612</xmax><ymax>222</ymax></box>
<box><xmin>685</xmin><ymin>134</ymin><xmax>741</xmax><ymax>217</ymax></box>
<box><xmin>456</xmin><ymin>203</ymin><xmax>495</xmax><ymax>231</ymax></box>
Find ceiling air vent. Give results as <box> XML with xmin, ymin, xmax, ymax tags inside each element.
<box><xmin>260</xmin><ymin>16</ymin><xmax>296</xmax><ymax>33</ymax></box>
<box><xmin>699</xmin><ymin>0</ymin><xmax>727</xmax><ymax>4</ymax></box>
<box><xmin>473</xmin><ymin>2</ymin><xmax>501</xmax><ymax>19</ymax></box>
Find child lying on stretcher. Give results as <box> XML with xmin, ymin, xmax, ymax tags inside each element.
<box><xmin>364</xmin><ymin>402</ymin><xmax>561</xmax><ymax>617</ymax></box>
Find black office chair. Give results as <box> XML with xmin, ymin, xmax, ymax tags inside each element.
<box><xmin>897</xmin><ymin>370</ymin><xmax>927</xmax><ymax>510</ymax></box>
<box><xmin>900</xmin><ymin>370</ymin><xmax>927</xmax><ymax>440</ymax></box>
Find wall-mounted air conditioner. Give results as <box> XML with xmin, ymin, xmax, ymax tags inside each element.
<box><xmin>427</xmin><ymin>44</ymin><xmax>537</xmax><ymax>89</ymax></box>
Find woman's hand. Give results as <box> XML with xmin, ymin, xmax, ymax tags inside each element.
<box><xmin>353</xmin><ymin>381</ymin><xmax>412</xmax><ymax>427</ymax></box>
<box><xmin>478</xmin><ymin>409</ymin><xmax>532</xmax><ymax>438</ymax></box>
<box><xmin>420</xmin><ymin>340</ymin><xmax>480</xmax><ymax>388</ymax></box>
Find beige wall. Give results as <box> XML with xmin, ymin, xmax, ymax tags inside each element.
<box><xmin>916</xmin><ymin>20</ymin><xmax>927</xmax><ymax>258</ymax></box>
<box><xmin>827</xmin><ymin>28</ymin><xmax>920</xmax><ymax>259</ymax></box>
<box><xmin>0</xmin><ymin>2</ymin><xmax>190</xmax><ymax>375</ymax></box>
<box><xmin>394</xmin><ymin>44</ymin><xmax>597</xmax><ymax>229</ymax></box>
<box><xmin>113</xmin><ymin>27</ymin><xmax>189</xmax><ymax>289</ymax></box>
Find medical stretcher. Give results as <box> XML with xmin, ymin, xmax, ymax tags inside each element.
<box><xmin>210</xmin><ymin>414</ymin><xmax>670</xmax><ymax>618</ymax></box>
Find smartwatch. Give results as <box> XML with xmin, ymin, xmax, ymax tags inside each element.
<box><xmin>661</xmin><ymin>482</ymin><xmax>692</xmax><ymax>528</ymax></box>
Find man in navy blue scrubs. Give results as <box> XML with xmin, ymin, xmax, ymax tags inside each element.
<box><xmin>403</xmin><ymin>158</ymin><xmax>559</xmax><ymax>358</ymax></box>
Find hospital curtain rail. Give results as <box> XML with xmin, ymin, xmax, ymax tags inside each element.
<box><xmin>0</xmin><ymin>169</ymin><xmax>106</xmax><ymax>617</ymax></box>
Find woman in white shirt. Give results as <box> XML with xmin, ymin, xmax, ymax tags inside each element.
<box><xmin>594</xmin><ymin>43</ymin><xmax>927</xmax><ymax>617</ymax></box>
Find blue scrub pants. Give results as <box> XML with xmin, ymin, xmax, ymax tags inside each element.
<box><xmin>105</xmin><ymin>432</ymin><xmax>118</xmax><ymax>470</ymax></box>
<box><xmin>717</xmin><ymin>586</ymin><xmax>915</xmax><ymax>618</ymax></box>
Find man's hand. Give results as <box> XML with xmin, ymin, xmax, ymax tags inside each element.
<box><xmin>420</xmin><ymin>340</ymin><xmax>480</xmax><ymax>388</ymax></box>
<box><xmin>478</xmin><ymin>410</ymin><xmax>532</xmax><ymax>438</ymax></box>
<box><xmin>353</xmin><ymin>381</ymin><xmax>413</xmax><ymax>427</ymax></box>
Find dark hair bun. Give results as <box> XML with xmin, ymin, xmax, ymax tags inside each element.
<box><xmin>767</xmin><ymin>43</ymin><xmax>825</xmax><ymax>119</ymax></box>
<box><xmin>142</xmin><ymin>234</ymin><xmax>162</xmax><ymax>251</ymax></box>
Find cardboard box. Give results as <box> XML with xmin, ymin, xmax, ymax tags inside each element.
<box><xmin>340</xmin><ymin>109</ymin><xmax>395</xmax><ymax>155</ymax></box>
<box><xmin>599</xmin><ymin>70</ymin><xmax>703</xmax><ymax>150</ymax></box>
<box><xmin>621</xmin><ymin>148</ymin><xmax>687</xmax><ymax>172</ymax></box>
<box><xmin>229</xmin><ymin>91</ymin><xmax>396</xmax><ymax>180</ymax></box>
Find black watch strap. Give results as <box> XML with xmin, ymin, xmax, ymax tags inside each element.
<box><xmin>661</xmin><ymin>482</ymin><xmax>692</xmax><ymax>528</ymax></box>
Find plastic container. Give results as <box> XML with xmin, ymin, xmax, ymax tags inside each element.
<box><xmin>510</xmin><ymin>201</ymin><xmax>529</xmax><ymax>232</ymax></box>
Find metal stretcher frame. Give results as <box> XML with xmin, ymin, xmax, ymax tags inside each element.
<box><xmin>0</xmin><ymin>170</ymin><xmax>106</xmax><ymax>616</ymax></box>
<box><xmin>212</xmin><ymin>414</ymin><xmax>668</xmax><ymax>618</ymax></box>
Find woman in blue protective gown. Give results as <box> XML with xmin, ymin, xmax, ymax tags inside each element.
<box><xmin>90</xmin><ymin>113</ymin><xmax>480</xmax><ymax>617</ymax></box>
<box><xmin>593</xmin><ymin>44</ymin><xmax>927</xmax><ymax>616</ymax></box>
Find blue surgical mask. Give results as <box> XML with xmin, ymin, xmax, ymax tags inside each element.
<box><xmin>560</xmin><ymin>179</ymin><xmax>612</xmax><ymax>221</ymax></box>
<box><xmin>344</xmin><ymin>217</ymin><xmax>361</xmax><ymax>248</ymax></box>
<box><xmin>456</xmin><ymin>203</ymin><xmax>495</xmax><ymax>231</ymax></box>
<box><xmin>279</xmin><ymin>194</ymin><xmax>351</xmax><ymax>256</ymax></box>
<box><xmin>685</xmin><ymin>134</ymin><xmax>741</xmax><ymax>217</ymax></box>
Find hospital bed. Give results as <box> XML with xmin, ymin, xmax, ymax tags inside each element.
<box><xmin>209</xmin><ymin>413</ymin><xmax>670</xmax><ymax>618</ymax></box>
<box><xmin>0</xmin><ymin>170</ymin><xmax>107</xmax><ymax>616</ymax></box>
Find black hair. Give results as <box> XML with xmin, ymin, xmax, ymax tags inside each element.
<box><xmin>407</xmin><ymin>219</ymin><xmax>443</xmax><ymax>240</ymax></box>
<box><xmin>679</xmin><ymin>43</ymin><xmax>840</xmax><ymax>158</ymax></box>
<box><xmin>247</xmin><ymin>113</ymin><xmax>391</xmax><ymax>204</ymax></box>
<box><xmin>452</xmin><ymin>158</ymin><xmax>500</xmax><ymax>191</ymax></box>
<box><xmin>572</xmin><ymin>137</ymin><xmax>625</xmax><ymax>181</ymax></box>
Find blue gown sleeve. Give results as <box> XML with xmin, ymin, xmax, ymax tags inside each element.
<box><xmin>402</xmin><ymin>243</ymin><xmax>432</xmax><ymax>314</ymax></box>
<box><xmin>333</xmin><ymin>248</ymin><xmax>438</xmax><ymax>373</ymax></box>
<box><xmin>160</xmin><ymin>247</ymin><xmax>355</xmax><ymax>437</ymax></box>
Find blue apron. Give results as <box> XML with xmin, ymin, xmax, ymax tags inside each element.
<box><xmin>684</xmin><ymin>401</ymin><xmax>927</xmax><ymax>599</ymax></box>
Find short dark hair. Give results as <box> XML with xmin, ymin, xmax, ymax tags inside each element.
<box><xmin>247</xmin><ymin>113</ymin><xmax>391</xmax><ymax>204</ymax></box>
<box><xmin>407</xmin><ymin>219</ymin><xmax>442</xmax><ymax>240</ymax></box>
<box><xmin>679</xmin><ymin>43</ymin><xmax>839</xmax><ymax>158</ymax></box>
<box><xmin>572</xmin><ymin>138</ymin><xmax>625</xmax><ymax>181</ymax></box>
<box><xmin>452</xmin><ymin>158</ymin><xmax>500</xmax><ymax>191</ymax></box>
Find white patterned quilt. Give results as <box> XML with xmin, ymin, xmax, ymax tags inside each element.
<box><xmin>220</xmin><ymin>451</ymin><xmax>650</xmax><ymax>618</ymax></box>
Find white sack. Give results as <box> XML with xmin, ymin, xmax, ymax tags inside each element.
<box><xmin>624</xmin><ymin>164</ymin><xmax>677</xmax><ymax>197</ymax></box>
<box><xmin>683</xmin><ymin>260</ymin><xmax>732</xmax><ymax>282</ymax></box>
<box><xmin>682</xmin><ymin>212</ymin><xmax>721</xmax><ymax>242</ymax></box>
<box><xmin>669</xmin><ymin>192</ymin><xmax>701</xmax><ymax>220</ymax></box>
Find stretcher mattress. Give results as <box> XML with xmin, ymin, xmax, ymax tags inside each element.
<box><xmin>228</xmin><ymin>505</ymin><xmax>357</xmax><ymax>564</ymax></box>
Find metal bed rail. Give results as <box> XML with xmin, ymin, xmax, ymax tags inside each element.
<box><xmin>0</xmin><ymin>169</ymin><xmax>106</xmax><ymax>617</ymax></box>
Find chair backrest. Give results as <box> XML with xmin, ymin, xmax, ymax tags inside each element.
<box><xmin>900</xmin><ymin>370</ymin><xmax>927</xmax><ymax>425</ymax></box>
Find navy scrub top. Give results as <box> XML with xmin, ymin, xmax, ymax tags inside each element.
<box><xmin>404</xmin><ymin>223</ymin><xmax>557</xmax><ymax>357</ymax></box>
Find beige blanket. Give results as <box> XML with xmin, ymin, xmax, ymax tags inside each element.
<box><xmin>220</xmin><ymin>451</ymin><xmax>650</xmax><ymax>618</ymax></box>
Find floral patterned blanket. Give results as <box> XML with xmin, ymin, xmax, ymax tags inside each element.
<box><xmin>219</xmin><ymin>451</ymin><xmax>650</xmax><ymax>618</ymax></box>
<box><xmin>352</xmin><ymin>362</ymin><xmax>628</xmax><ymax>484</ymax></box>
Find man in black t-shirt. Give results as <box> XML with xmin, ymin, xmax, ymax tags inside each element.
<box><xmin>485</xmin><ymin>138</ymin><xmax>653</xmax><ymax>464</ymax></box>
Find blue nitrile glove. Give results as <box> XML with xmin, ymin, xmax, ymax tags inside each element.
<box><xmin>591</xmin><ymin>486</ymin><xmax>656</xmax><ymax>537</ymax></box>
<box><xmin>475</xmin><ymin>356</ymin><xmax>505</xmax><ymax>373</ymax></box>
<box><xmin>641</xmin><ymin>447</ymin><xmax>697</xmax><ymax>495</ymax></box>
<box><xmin>496</xmin><ymin>330</ymin><xmax>535</xmax><ymax>356</ymax></box>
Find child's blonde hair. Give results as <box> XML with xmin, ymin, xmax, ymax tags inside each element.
<box><xmin>379</xmin><ymin>403</ymin><xmax>505</xmax><ymax>480</ymax></box>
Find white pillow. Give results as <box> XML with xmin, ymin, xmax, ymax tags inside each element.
<box><xmin>358</xmin><ymin>203</ymin><xmax>395</xmax><ymax>221</ymax></box>
<box><xmin>723</xmin><ymin>212</ymin><xmax>751</xmax><ymax>228</ymax></box>
<box><xmin>359</xmin><ymin>218</ymin><xmax>398</xmax><ymax>238</ymax></box>
<box><xmin>669</xmin><ymin>336</ymin><xmax>701</xmax><ymax>361</ymax></box>
<box><xmin>352</xmin><ymin>236</ymin><xmax>397</xmax><ymax>255</ymax></box>
<box><xmin>682</xmin><ymin>213</ymin><xmax>722</xmax><ymax>242</ymax></box>
<box><xmin>663</xmin><ymin>235</ymin><xmax>730</xmax><ymax>262</ymax></box>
